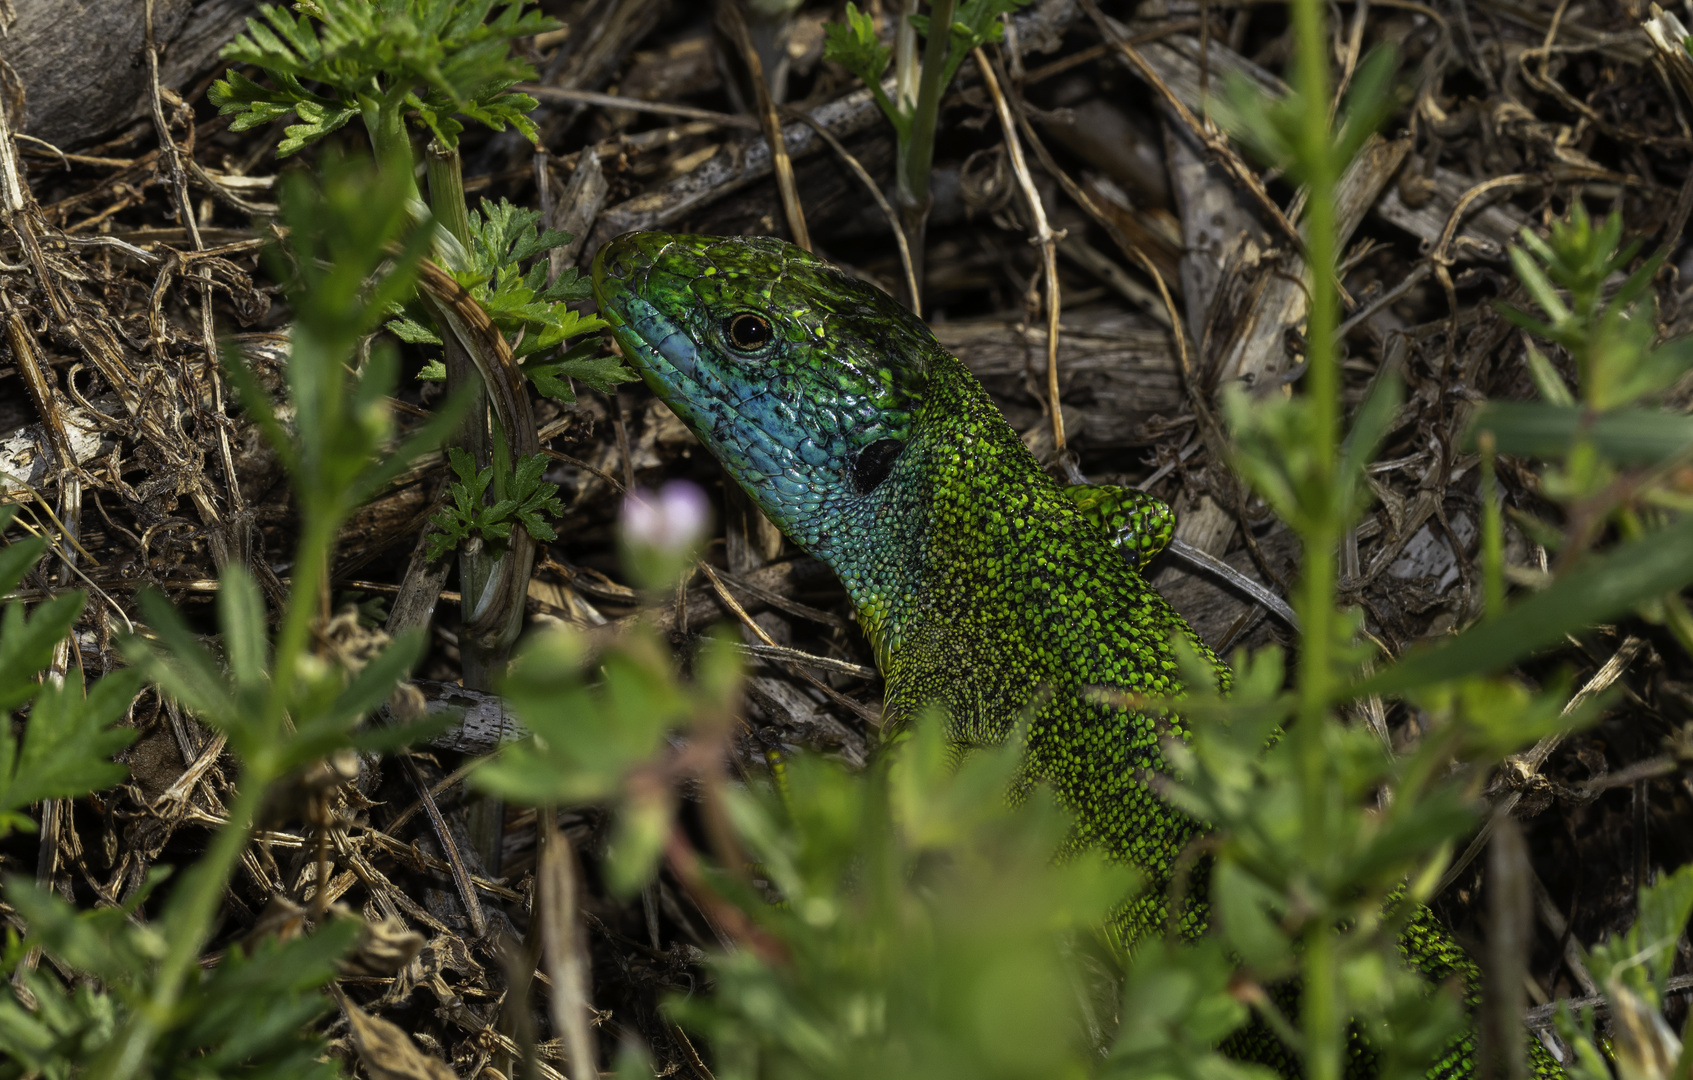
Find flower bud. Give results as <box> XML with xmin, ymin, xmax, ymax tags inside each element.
<box><xmin>619</xmin><ymin>479</ymin><xmax>711</xmax><ymax>589</ymax></box>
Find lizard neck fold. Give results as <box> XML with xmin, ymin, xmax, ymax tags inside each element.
<box><xmin>812</xmin><ymin>351</ymin><xmax>1051</xmax><ymax>673</ymax></box>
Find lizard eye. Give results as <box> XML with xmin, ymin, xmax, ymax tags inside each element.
<box><xmin>724</xmin><ymin>312</ymin><xmax>774</xmax><ymax>352</ymax></box>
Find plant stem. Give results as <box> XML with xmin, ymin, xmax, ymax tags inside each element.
<box><xmin>895</xmin><ymin>0</ymin><xmax>957</xmax><ymax>301</ymax></box>
<box><xmin>1286</xmin><ymin>0</ymin><xmax>1343</xmax><ymax>1075</ymax></box>
<box><xmin>91</xmin><ymin>513</ymin><xmax>330</xmax><ymax>1080</ymax></box>
<box><xmin>1290</xmin><ymin>0</ymin><xmax>1337</xmax><ymax>722</ymax></box>
<box><xmin>426</xmin><ymin>140</ymin><xmax>475</xmax><ymax>253</ymax></box>
<box><xmin>1302</xmin><ymin>914</ymin><xmax>1343</xmax><ymax>1080</ymax></box>
<box><xmin>363</xmin><ymin>93</ymin><xmax>420</xmax><ymax>203</ymax></box>
<box><xmin>1479</xmin><ymin>430</ymin><xmax>1505</xmax><ymax>619</ymax></box>
<box><xmin>417</xmin><ymin>139</ymin><xmax>521</xmax><ymax>691</ymax></box>
<box><xmin>90</xmin><ymin>776</ymin><xmax>272</xmax><ymax>1080</ymax></box>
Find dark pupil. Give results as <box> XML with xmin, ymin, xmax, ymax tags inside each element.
<box><xmin>728</xmin><ymin>313</ymin><xmax>772</xmax><ymax>350</ymax></box>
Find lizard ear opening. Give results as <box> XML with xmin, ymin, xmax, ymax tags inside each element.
<box><xmin>852</xmin><ymin>439</ymin><xmax>904</xmax><ymax>495</ymax></box>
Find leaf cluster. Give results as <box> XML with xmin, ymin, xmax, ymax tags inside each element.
<box><xmin>1213</xmin><ymin>46</ymin><xmax>1401</xmax><ymax>184</ymax></box>
<box><xmin>233</xmin><ymin>151</ymin><xmax>468</xmax><ymax>530</ymax></box>
<box><xmin>1554</xmin><ymin>865</ymin><xmax>1693</xmax><ymax>1080</ymax></box>
<box><xmin>473</xmin><ymin>623</ymin><xmax>742</xmax><ymax>894</ymax></box>
<box><xmin>17</xmin><ymin>154</ymin><xmax>459</xmax><ymax>1080</ymax></box>
<box><xmin>209</xmin><ymin>0</ymin><xmax>555</xmax><ymax>155</ymax></box>
<box><xmin>424</xmin><ymin>446</ymin><xmax>564</xmax><ymax>562</ymax></box>
<box><xmin>0</xmin><ymin>508</ymin><xmax>137</xmax><ymax>839</ymax></box>
<box><xmin>825</xmin><ymin>0</ymin><xmax>1032</xmax><ymax>141</ymax></box>
<box><xmin>0</xmin><ymin>879</ymin><xmax>360</xmax><ymax>1080</ymax></box>
<box><xmin>396</xmin><ymin>199</ymin><xmax>634</xmax><ymax>401</ymax></box>
<box><xmin>1477</xmin><ymin>206</ymin><xmax>1693</xmax><ymax>515</ymax></box>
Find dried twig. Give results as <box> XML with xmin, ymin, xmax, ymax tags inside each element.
<box><xmin>721</xmin><ymin>0</ymin><xmax>810</xmax><ymax>251</ymax></box>
<box><xmin>975</xmin><ymin>46</ymin><xmax>1066</xmax><ymax>463</ymax></box>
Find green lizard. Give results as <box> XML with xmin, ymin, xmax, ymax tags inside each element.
<box><xmin>589</xmin><ymin>231</ymin><xmax>1561</xmax><ymax>1079</ymax></box>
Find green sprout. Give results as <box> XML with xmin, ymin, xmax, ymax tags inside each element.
<box><xmin>824</xmin><ymin>0</ymin><xmax>1032</xmax><ymax>296</ymax></box>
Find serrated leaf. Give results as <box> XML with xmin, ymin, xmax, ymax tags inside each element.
<box><xmin>529</xmin><ymin>346</ymin><xmax>640</xmax><ymax>401</ymax></box>
<box><xmin>387</xmin><ymin>318</ymin><xmax>443</xmax><ymax>345</ymax></box>
<box><xmin>823</xmin><ymin>2</ymin><xmax>892</xmax><ymax>84</ymax></box>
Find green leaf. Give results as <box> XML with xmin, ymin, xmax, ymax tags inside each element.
<box><xmin>1357</xmin><ymin>510</ymin><xmax>1693</xmax><ymax>696</ymax></box>
<box><xmin>0</xmin><ymin>532</ymin><xmax>46</xmax><ymax>600</ymax></box>
<box><xmin>1468</xmin><ymin>402</ymin><xmax>1693</xmax><ymax>465</ymax></box>
<box><xmin>1213</xmin><ymin>859</ymin><xmax>1294</xmax><ymax>973</ymax></box>
<box><xmin>507</xmin><ymin>452</ymin><xmax>563</xmax><ymax>543</ymax></box>
<box><xmin>1337</xmin><ymin>372</ymin><xmax>1403</xmax><ymax>525</ymax></box>
<box><xmin>448</xmin><ymin>197</ymin><xmax>608</xmax><ymax>367</ymax></box>
<box><xmin>425</xmin><ymin>444</ymin><xmax>560</xmax><ymax>558</ymax></box>
<box><xmin>0</xmin><ymin>591</ymin><xmax>86</xmax><ymax>713</ymax></box>
<box><xmin>387</xmin><ymin>317</ymin><xmax>443</xmax><ymax>345</ymax></box>
<box><xmin>0</xmin><ymin>668</ymin><xmax>141</xmax><ymax>831</ymax></box>
<box><xmin>219</xmin><ymin>565</ymin><xmax>270</xmax><ymax>698</ymax></box>
<box><xmin>125</xmin><ymin>588</ymin><xmax>237</xmax><ymax>724</ymax></box>
<box><xmin>824</xmin><ymin>3</ymin><xmax>892</xmax><ymax>87</ymax></box>
<box><xmin>528</xmin><ymin>342</ymin><xmax>640</xmax><ymax>403</ymax></box>
<box><xmin>1524</xmin><ymin>344</ymin><xmax>1575</xmax><ymax>405</ymax></box>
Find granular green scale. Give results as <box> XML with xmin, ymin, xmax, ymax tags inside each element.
<box><xmin>591</xmin><ymin>231</ymin><xmax>1560</xmax><ymax>1080</ymax></box>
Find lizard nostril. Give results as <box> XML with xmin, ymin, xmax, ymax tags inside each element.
<box><xmin>598</xmin><ymin>233</ymin><xmax>656</xmax><ymax>284</ymax></box>
<box><xmin>602</xmin><ymin>250</ymin><xmax>635</xmax><ymax>282</ymax></box>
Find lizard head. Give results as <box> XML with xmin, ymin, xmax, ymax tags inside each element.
<box><xmin>591</xmin><ymin>231</ymin><xmax>932</xmax><ymax>553</ymax></box>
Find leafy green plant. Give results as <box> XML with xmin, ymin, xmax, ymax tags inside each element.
<box><xmin>824</xmin><ymin>0</ymin><xmax>1032</xmax><ymax>295</ymax></box>
<box><xmin>464</xmin><ymin>9</ymin><xmax>1693</xmax><ymax>1080</ymax></box>
<box><xmin>211</xmin><ymin>0</ymin><xmax>550</xmax><ymax>158</ymax></box>
<box><xmin>1467</xmin><ymin>205</ymin><xmax>1693</xmax><ymax>653</ymax></box>
<box><xmin>424</xmin><ymin>445</ymin><xmax>564</xmax><ymax>561</ymax></box>
<box><xmin>0</xmin><ymin>508</ymin><xmax>140</xmax><ymax>839</ymax></box>
<box><xmin>210</xmin><ymin>0</ymin><xmax>627</xmax><ymax>679</ymax></box>
<box><xmin>1206</xmin><ymin>14</ymin><xmax>1693</xmax><ymax>1080</ymax></box>
<box><xmin>1554</xmin><ymin>864</ymin><xmax>1693</xmax><ymax>1080</ymax></box>
<box><xmin>397</xmin><ymin>199</ymin><xmax>632</xmax><ymax>402</ymax></box>
<box><xmin>0</xmin><ymin>153</ymin><xmax>455</xmax><ymax>1080</ymax></box>
<box><xmin>210</xmin><ymin>0</ymin><xmax>618</xmax><ymax>396</ymax></box>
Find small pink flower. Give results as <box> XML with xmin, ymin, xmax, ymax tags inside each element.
<box><xmin>620</xmin><ymin>480</ymin><xmax>711</xmax><ymax>555</ymax></box>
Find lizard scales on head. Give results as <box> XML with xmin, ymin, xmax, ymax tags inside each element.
<box><xmin>590</xmin><ymin>230</ymin><xmax>1560</xmax><ymax>1080</ymax></box>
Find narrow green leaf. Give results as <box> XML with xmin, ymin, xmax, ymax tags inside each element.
<box><xmin>0</xmin><ymin>533</ymin><xmax>47</xmax><ymax>597</ymax></box>
<box><xmin>1357</xmin><ymin>511</ymin><xmax>1693</xmax><ymax>696</ymax></box>
<box><xmin>124</xmin><ymin>589</ymin><xmax>236</xmax><ymax>722</ymax></box>
<box><xmin>218</xmin><ymin>565</ymin><xmax>270</xmax><ymax>696</ymax></box>
<box><xmin>1468</xmin><ymin>402</ymin><xmax>1693</xmax><ymax>465</ymax></box>
<box><xmin>0</xmin><ymin>592</ymin><xmax>86</xmax><ymax>713</ymax></box>
<box><xmin>0</xmin><ymin>668</ymin><xmax>141</xmax><ymax>820</ymax></box>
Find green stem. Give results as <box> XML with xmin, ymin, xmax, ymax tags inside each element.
<box><xmin>1288</xmin><ymin>1</ymin><xmax>1342</xmax><ymax>1076</ymax></box>
<box><xmin>901</xmin><ymin>0</ymin><xmax>955</xmax><ymax>214</ymax></box>
<box><xmin>92</xmin><ymin>500</ymin><xmax>339</xmax><ymax>1080</ymax></box>
<box><xmin>1302</xmin><ymin>917</ymin><xmax>1343</xmax><ymax>1080</ymax></box>
<box><xmin>90</xmin><ymin>778</ymin><xmax>271</xmax><ymax>1080</ymax></box>
<box><xmin>266</xmin><ymin>513</ymin><xmax>336</xmax><ymax>737</ymax></box>
<box><xmin>1479</xmin><ymin>430</ymin><xmax>1504</xmax><ymax>619</ymax></box>
<box><xmin>362</xmin><ymin>92</ymin><xmax>420</xmax><ymax>203</ymax></box>
<box><xmin>890</xmin><ymin>0</ymin><xmax>957</xmax><ymax>312</ymax></box>
<box><xmin>425</xmin><ymin>140</ymin><xmax>474</xmax><ymax>254</ymax></box>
